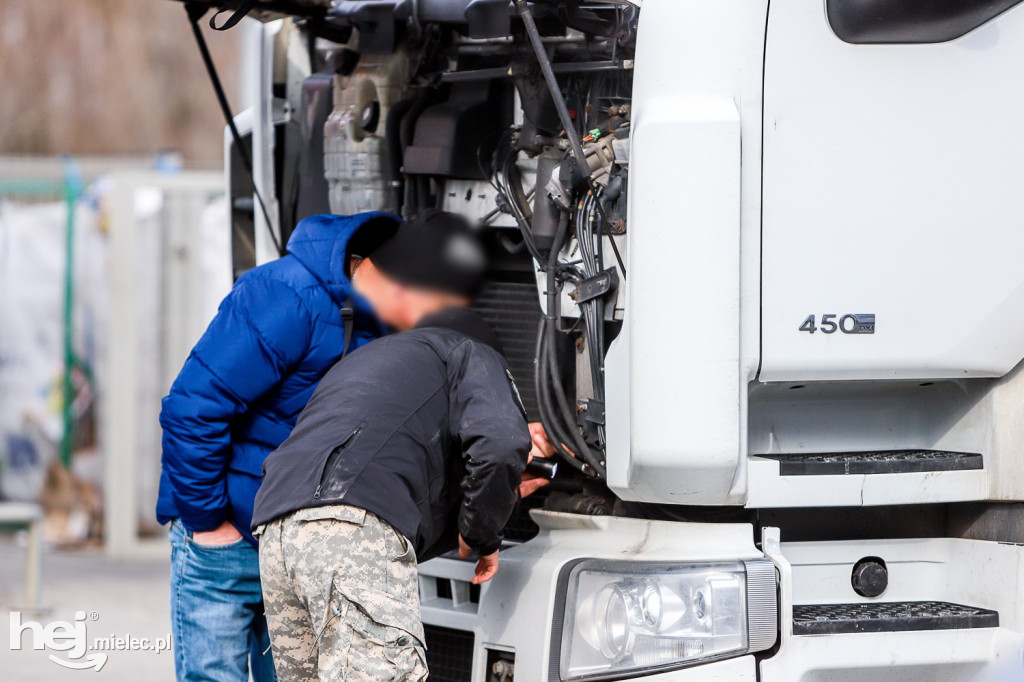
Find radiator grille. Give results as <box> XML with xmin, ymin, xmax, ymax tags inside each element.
<box><xmin>471</xmin><ymin>279</ymin><xmax>543</xmax><ymax>421</ymax></box>
<box><xmin>472</xmin><ymin>277</ymin><xmax>546</xmax><ymax>543</ymax></box>
<box><xmin>423</xmin><ymin>624</ymin><xmax>475</xmax><ymax>681</ymax></box>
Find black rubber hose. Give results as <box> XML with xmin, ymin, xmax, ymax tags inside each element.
<box><xmin>417</xmin><ymin>176</ymin><xmax>432</xmax><ymax>211</ymax></box>
<box><xmin>405</xmin><ymin>173</ymin><xmax>419</xmax><ymax>216</ymax></box>
<box><xmin>534</xmin><ymin>320</ymin><xmax>587</xmax><ymax>473</ymax></box>
<box><xmin>385</xmin><ymin>96</ymin><xmax>416</xmax><ymax>215</ymax></box>
<box><xmin>497</xmin><ymin>144</ymin><xmax>545</xmax><ymax>265</ymax></box>
<box><xmin>545</xmin><ymin>322</ymin><xmax>604</xmax><ymax>476</ymax></box>
<box><xmin>534</xmin><ymin>215</ymin><xmax>589</xmax><ymax>474</ymax></box>
<box><xmin>400</xmin><ymin>89</ymin><xmax>435</xmax><ymax>218</ymax></box>
<box><xmin>546</xmin><ymin>213</ymin><xmax>569</xmax><ymax>324</ymax></box>
<box><xmin>539</xmin><ymin>341</ymin><xmax>589</xmax><ymax>474</ymax></box>
<box><xmin>401</xmin><ymin>89</ymin><xmax>433</xmax><ymax>150</ymax></box>
<box><xmin>504</xmin><ymin>156</ymin><xmax>533</xmax><ymax>223</ymax></box>
<box><xmin>544</xmin><ymin>215</ymin><xmax>605</xmax><ymax>476</ymax></box>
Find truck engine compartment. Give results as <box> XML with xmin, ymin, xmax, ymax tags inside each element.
<box><xmin>219</xmin><ymin>0</ymin><xmax>638</xmax><ymax>507</ymax></box>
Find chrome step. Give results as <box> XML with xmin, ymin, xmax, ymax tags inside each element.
<box><xmin>757</xmin><ymin>450</ymin><xmax>982</xmax><ymax>476</ymax></box>
<box><xmin>793</xmin><ymin>601</ymin><xmax>999</xmax><ymax>635</ymax></box>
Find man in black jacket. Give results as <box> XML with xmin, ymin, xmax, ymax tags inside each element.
<box><xmin>252</xmin><ymin>211</ymin><xmax>534</xmax><ymax>682</ymax></box>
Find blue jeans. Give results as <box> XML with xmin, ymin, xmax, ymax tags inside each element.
<box><xmin>169</xmin><ymin>520</ymin><xmax>277</xmax><ymax>682</ymax></box>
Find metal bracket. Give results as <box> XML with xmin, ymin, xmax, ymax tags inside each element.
<box><xmin>579</xmin><ymin>399</ymin><xmax>605</xmax><ymax>425</ymax></box>
<box><xmin>571</xmin><ymin>268</ymin><xmax>619</xmax><ymax>304</ymax></box>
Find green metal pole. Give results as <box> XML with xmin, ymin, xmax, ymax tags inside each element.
<box><xmin>60</xmin><ymin>169</ymin><xmax>78</xmax><ymax>469</ymax></box>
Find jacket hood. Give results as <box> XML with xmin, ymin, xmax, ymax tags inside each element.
<box><xmin>286</xmin><ymin>212</ymin><xmax>401</xmax><ymax>308</ymax></box>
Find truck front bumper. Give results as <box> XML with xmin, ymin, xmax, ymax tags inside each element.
<box><xmin>418</xmin><ymin>511</ymin><xmax>768</xmax><ymax>681</ymax></box>
<box><xmin>419</xmin><ymin>511</ymin><xmax>1024</xmax><ymax>681</ymax></box>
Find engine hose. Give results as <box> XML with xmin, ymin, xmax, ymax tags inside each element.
<box><xmin>534</xmin><ymin>215</ymin><xmax>592</xmax><ymax>474</ymax></box>
<box><xmin>534</xmin><ymin>320</ymin><xmax>587</xmax><ymax>473</ymax></box>
<box><xmin>542</xmin><ymin>214</ymin><xmax>606</xmax><ymax>476</ymax></box>
<box><xmin>497</xmin><ymin>146</ymin><xmax>544</xmax><ymax>265</ymax></box>
<box><xmin>405</xmin><ymin>175</ymin><xmax>419</xmax><ymax>215</ymax></box>
<box><xmin>546</xmin><ymin>324</ymin><xmax>605</xmax><ymax>477</ymax></box>
<box><xmin>384</xmin><ymin>96</ymin><xmax>416</xmax><ymax>215</ymax></box>
<box><xmin>546</xmin><ymin>213</ymin><xmax>569</xmax><ymax>319</ymax></box>
<box><xmin>417</xmin><ymin>176</ymin><xmax>432</xmax><ymax>211</ymax></box>
<box><xmin>400</xmin><ymin>89</ymin><xmax>435</xmax><ymax>218</ymax></box>
<box><xmin>504</xmin><ymin>155</ymin><xmax>533</xmax><ymax>222</ymax></box>
<box><xmin>541</xmin><ymin>338</ymin><xmax>596</xmax><ymax>475</ymax></box>
<box><xmin>401</xmin><ymin>89</ymin><xmax>433</xmax><ymax>150</ymax></box>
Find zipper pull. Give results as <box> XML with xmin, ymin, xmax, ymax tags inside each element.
<box><xmin>314</xmin><ymin>485</ymin><xmax>322</xmax><ymax>499</ymax></box>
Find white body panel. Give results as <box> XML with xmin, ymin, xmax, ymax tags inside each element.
<box><xmin>762</xmin><ymin>537</ymin><xmax>1024</xmax><ymax>681</ymax></box>
<box><xmin>761</xmin><ymin>0</ymin><xmax>1024</xmax><ymax>382</ymax></box>
<box><xmin>747</xmin><ymin>356</ymin><xmax>1024</xmax><ymax>508</ymax></box>
<box><xmin>606</xmin><ymin>0</ymin><xmax>767</xmax><ymax>505</ymax></box>
<box><xmin>611</xmin><ymin>0</ymin><xmax>1024</xmax><ymax>508</ymax></box>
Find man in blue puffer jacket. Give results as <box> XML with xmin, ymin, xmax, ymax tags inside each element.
<box><xmin>156</xmin><ymin>211</ymin><xmax>400</xmax><ymax>682</ymax></box>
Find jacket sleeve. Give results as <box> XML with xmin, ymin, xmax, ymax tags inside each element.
<box><xmin>447</xmin><ymin>340</ymin><xmax>532</xmax><ymax>555</ymax></box>
<box><xmin>159</xmin><ymin>275</ymin><xmax>314</xmax><ymax>532</ymax></box>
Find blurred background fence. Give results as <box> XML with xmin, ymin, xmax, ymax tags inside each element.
<box><xmin>0</xmin><ymin>157</ymin><xmax>231</xmax><ymax>557</ymax></box>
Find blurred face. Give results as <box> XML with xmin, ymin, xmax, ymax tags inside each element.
<box><xmin>352</xmin><ymin>257</ymin><xmax>469</xmax><ymax>330</ymax></box>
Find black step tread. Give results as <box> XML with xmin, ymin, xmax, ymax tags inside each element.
<box><xmin>756</xmin><ymin>449</ymin><xmax>982</xmax><ymax>475</ymax></box>
<box><xmin>793</xmin><ymin>601</ymin><xmax>999</xmax><ymax>635</ymax></box>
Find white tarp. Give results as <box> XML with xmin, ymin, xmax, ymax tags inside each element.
<box><xmin>0</xmin><ymin>196</ymin><xmax>106</xmax><ymax>502</ymax></box>
<box><xmin>0</xmin><ymin>180</ymin><xmax>230</xmax><ymax>526</ymax></box>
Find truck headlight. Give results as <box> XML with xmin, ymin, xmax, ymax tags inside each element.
<box><xmin>556</xmin><ymin>559</ymin><xmax>777</xmax><ymax>680</ymax></box>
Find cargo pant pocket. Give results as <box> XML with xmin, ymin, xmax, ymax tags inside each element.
<box><xmin>341</xmin><ymin>596</ymin><xmax>427</xmax><ymax>681</ymax></box>
<box><xmin>383</xmin><ymin>636</ymin><xmax>428</xmax><ymax>682</ymax></box>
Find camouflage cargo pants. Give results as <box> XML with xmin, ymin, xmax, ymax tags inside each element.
<box><xmin>257</xmin><ymin>505</ymin><xmax>428</xmax><ymax>681</ymax></box>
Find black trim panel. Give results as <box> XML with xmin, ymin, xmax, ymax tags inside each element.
<box><xmin>548</xmin><ymin>559</ymin><xmax>584</xmax><ymax>682</ymax></box>
<box><xmin>756</xmin><ymin>450</ymin><xmax>982</xmax><ymax>476</ymax></box>
<box><xmin>794</xmin><ymin>601</ymin><xmax>999</xmax><ymax>635</ymax></box>
<box><xmin>827</xmin><ymin>0</ymin><xmax>1023</xmax><ymax>44</ymax></box>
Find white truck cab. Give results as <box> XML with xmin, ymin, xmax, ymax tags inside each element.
<box><xmin>179</xmin><ymin>0</ymin><xmax>1024</xmax><ymax>678</ymax></box>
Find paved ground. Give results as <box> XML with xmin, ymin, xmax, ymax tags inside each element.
<box><xmin>0</xmin><ymin>533</ymin><xmax>175</xmax><ymax>681</ymax></box>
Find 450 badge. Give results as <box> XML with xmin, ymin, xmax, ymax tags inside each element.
<box><xmin>799</xmin><ymin>314</ymin><xmax>875</xmax><ymax>335</ymax></box>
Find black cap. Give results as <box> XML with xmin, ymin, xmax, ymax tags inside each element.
<box><xmin>368</xmin><ymin>210</ymin><xmax>487</xmax><ymax>297</ymax></box>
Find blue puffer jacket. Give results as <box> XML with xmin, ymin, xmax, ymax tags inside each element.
<box><xmin>156</xmin><ymin>212</ymin><xmax>400</xmax><ymax>543</ymax></box>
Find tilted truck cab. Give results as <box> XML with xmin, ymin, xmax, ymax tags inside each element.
<box><xmin>176</xmin><ymin>0</ymin><xmax>1024</xmax><ymax>678</ymax></box>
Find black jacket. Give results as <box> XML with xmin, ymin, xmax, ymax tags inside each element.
<box><xmin>251</xmin><ymin>308</ymin><xmax>532</xmax><ymax>560</ymax></box>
